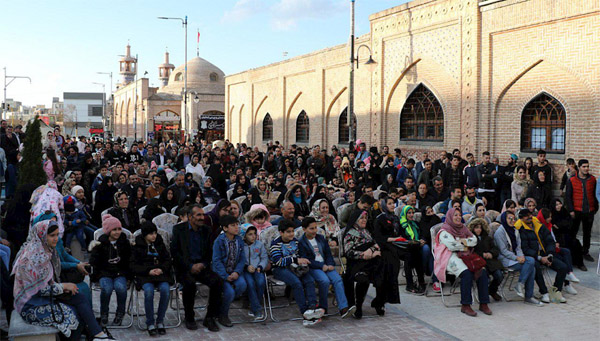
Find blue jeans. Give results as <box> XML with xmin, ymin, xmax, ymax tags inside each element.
<box><xmin>99</xmin><ymin>276</ymin><xmax>128</xmax><ymax>316</ymax></box>
<box><xmin>509</xmin><ymin>256</ymin><xmax>535</xmax><ymax>299</ymax></box>
<box><xmin>422</xmin><ymin>244</ymin><xmax>434</xmax><ymax>276</ymax></box>
<box><xmin>142</xmin><ymin>282</ymin><xmax>170</xmax><ymax>326</ymax></box>
<box><xmin>0</xmin><ymin>244</ymin><xmax>10</xmax><ymax>270</ymax></box>
<box><xmin>309</xmin><ymin>268</ymin><xmax>348</xmax><ymax>311</ymax></box>
<box><xmin>83</xmin><ymin>225</ymin><xmax>98</xmax><ymax>247</ymax></box>
<box><xmin>459</xmin><ymin>268</ymin><xmax>490</xmax><ymax>305</ymax></box>
<box><xmin>64</xmin><ymin>227</ymin><xmax>86</xmax><ymax>250</ymax></box>
<box><xmin>243</xmin><ymin>271</ymin><xmax>266</xmax><ymax>314</ymax></box>
<box><xmin>555</xmin><ymin>248</ymin><xmax>574</xmax><ymax>272</ymax></box>
<box><xmin>221</xmin><ymin>276</ymin><xmax>247</xmax><ymax>317</ymax></box>
<box><xmin>272</xmin><ymin>267</ymin><xmax>317</xmax><ymax>314</ymax></box>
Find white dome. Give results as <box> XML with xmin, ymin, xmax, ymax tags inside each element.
<box><xmin>162</xmin><ymin>56</ymin><xmax>225</xmax><ymax>95</ymax></box>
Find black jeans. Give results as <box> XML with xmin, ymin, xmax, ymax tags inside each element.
<box><xmin>571</xmin><ymin>211</ymin><xmax>595</xmax><ymax>254</ymax></box>
<box><xmin>403</xmin><ymin>247</ymin><xmax>425</xmax><ymax>287</ymax></box>
<box><xmin>180</xmin><ymin>268</ymin><xmax>223</xmax><ymax>321</ymax></box>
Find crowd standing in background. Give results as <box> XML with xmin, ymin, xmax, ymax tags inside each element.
<box><xmin>0</xmin><ymin>121</ymin><xmax>598</xmax><ymax>340</ymax></box>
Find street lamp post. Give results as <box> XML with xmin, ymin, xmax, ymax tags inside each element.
<box><xmin>96</xmin><ymin>72</ymin><xmax>112</xmax><ymax>134</ymax></box>
<box><xmin>348</xmin><ymin>0</ymin><xmax>376</xmax><ymax>145</ymax></box>
<box><xmin>3</xmin><ymin>67</ymin><xmax>31</xmax><ymax>121</ymax></box>
<box><xmin>158</xmin><ymin>16</ymin><xmax>188</xmax><ymax>142</ymax></box>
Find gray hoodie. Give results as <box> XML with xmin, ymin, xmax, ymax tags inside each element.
<box><xmin>244</xmin><ymin>239</ymin><xmax>268</xmax><ymax>270</ymax></box>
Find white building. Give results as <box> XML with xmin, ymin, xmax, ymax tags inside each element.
<box><xmin>63</xmin><ymin>92</ymin><xmax>105</xmax><ymax>137</ymax></box>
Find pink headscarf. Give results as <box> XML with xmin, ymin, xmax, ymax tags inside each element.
<box><xmin>441</xmin><ymin>208</ymin><xmax>473</xmax><ymax>239</ymax></box>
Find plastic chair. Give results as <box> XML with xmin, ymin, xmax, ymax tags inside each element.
<box><xmin>170</xmin><ymin>206</ymin><xmax>178</xmax><ymax>215</ymax></box>
<box><xmin>233</xmin><ymin>195</ymin><xmax>246</xmax><ymax>206</ymax></box>
<box><xmin>332</xmin><ymin>197</ymin><xmax>346</xmax><ymax>211</ymax></box>
<box><xmin>101</xmin><ymin>208</ymin><xmax>111</xmax><ymax>219</ymax></box>
<box><xmin>137</xmin><ymin>205</ymin><xmax>147</xmax><ymax>219</ymax></box>
<box><xmin>93</xmin><ymin>227</ymin><xmax>133</xmax><ymax>243</ymax></box>
<box><xmin>226</xmin><ymin>189</ymin><xmax>234</xmax><ymax>200</ymax></box>
<box><xmin>132</xmin><ymin>282</ymin><xmax>182</xmax><ymax>330</ymax></box>
<box><xmin>269</xmin><ymin>215</ymin><xmax>281</xmax><ymax>224</ymax></box>
<box><xmin>152</xmin><ymin>213</ymin><xmax>178</xmax><ymax>239</ymax></box>
<box><xmin>203</xmin><ymin>204</ymin><xmax>216</xmax><ymax>212</ymax></box>
<box><xmin>336</xmin><ymin>203</ymin><xmax>350</xmax><ymax>220</ymax></box>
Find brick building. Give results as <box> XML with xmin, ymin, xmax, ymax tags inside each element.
<box><xmin>225</xmin><ymin>0</ymin><xmax>599</xmax><ymax>179</ymax></box>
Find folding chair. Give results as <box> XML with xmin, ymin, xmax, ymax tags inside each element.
<box><xmin>499</xmin><ymin>268</ymin><xmax>521</xmax><ymax>302</ymax></box>
<box><xmin>336</xmin><ymin>203</ymin><xmax>350</xmax><ymax>220</ymax></box>
<box><xmin>137</xmin><ymin>205</ymin><xmax>147</xmax><ymax>219</ymax></box>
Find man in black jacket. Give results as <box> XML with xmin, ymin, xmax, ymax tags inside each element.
<box><xmin>171</xmin><ymin>204</ymin><xmax>223</xmax><ymax>331</ymax></box>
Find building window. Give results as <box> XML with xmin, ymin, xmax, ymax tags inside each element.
<box><xmin>521</xmin><ymin>92</ymin><xmax>566</xmax><ymax>153</ymax></box>
<box><xmin>174</xmin><ymin>72</ymin><xmax>183</xmax><ymax>81</ymax></box>
<box><xmin>262</xmin><ymin>113</ymin><xmax>273</xmax><ymax>141</ymax></box>
<box><xmin>210</xmin><ymin>73</ymin><xmax>218</xmax><ymax>82</ymax></box>
<box><xmin>89</xmin><ymin>105</ymin><xmax>103</xmax><ymax>116</ymax></box>
<box><xmin>338</xmin><ymin>107</ymin><xmax>357</xmax><ymax>144</ymax></box>
<box><xmin>296</xmin><ymin>110</ymin><xmax>310</xmax><ymax>143</ymax></box>
<box><xmin>400</xmin><ymin>84</ymin><xmax>444</xmax><ymax>141</ymax></box>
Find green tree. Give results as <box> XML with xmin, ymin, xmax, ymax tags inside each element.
<box><xmin>18</xmin><ymin>116</ymin><xmax>47</xmax><ymax>189</ymax></box>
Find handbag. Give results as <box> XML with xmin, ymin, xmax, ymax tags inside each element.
<box><xmin>60</xmin><ymin>267</ymin><xmax>85</xmax><ymax>284</ymax></box>
<box><xmin>458</xmin><ymin>252</ymin><xmax>487</xmax><ymax>274</ymax></box>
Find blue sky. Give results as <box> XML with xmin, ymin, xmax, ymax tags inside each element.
<box><xmin>0</xmin><ymin>0</ymin><xmax>406</xmax><ymax>107</ymax></box>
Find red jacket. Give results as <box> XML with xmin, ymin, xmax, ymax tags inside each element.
<box><xmin>566</xmin><ymin>174</ymin><xmax>598</xmax><ymax>213</ymax></box>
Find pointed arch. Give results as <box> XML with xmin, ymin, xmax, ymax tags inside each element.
<box><xmin>262</xmin><ymin>113</ymin><xmax>273</xmax><ymax>142</ymax></box>
<box><xmin>338</xmin><ymin>107</ymin><xmax>356</xmax><ymax>144</ymax></box>
<box><xmin>520</xmin><ymin>92</ymin><xmax>566</xmax><ymax>153</ymax></box>
<box><xmin>296</xmin><ymin>110</ymin><xmax>310</xmax><ymax>143</ymax></box>
<box><xmin>325</xmin><ymin>87</ymin><xmax>347</xmax><ymax>147</ymax></box>
<box><xmin>253</xmin><ymin>95</ymin><xmax>268</xmax><ymax>145</ymax></box>
<box><xmin>285</xmin><ymin>92</ymin><xmax>303</xmax><ymax>145</ymax></box>
<box><xmin>238</xmin><ymin>104</ymin><xmax>245</xmax><ymax>143</ymax></box>
<box><xmin>399</xmin><ymin>83</ymin><xmax>444</xmax><ymax>141</ymax></box>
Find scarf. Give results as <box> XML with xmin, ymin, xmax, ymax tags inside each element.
<box><xmin>399</xmin><ymin>205</ymin><xmax>419</xmax><ymax>240</ymax></box>
<box><xmin>440</xmin><ymin>208</ymin><xmax>473</xmax><ymax>239</ymax></box>
<box><xmin>29</xmin><ymin>181</ymin><xmax>65</xmax><ymax>237</ymax></box>
<box><xmin>537</xmin><ymin>210</ymin><xmax>552</xmax><ymax>233</ymax></box>
<box><xmin>12</xmin><ymin>220</ymin><xmax>61</xmax><ymax>313</ymax></box>
<box><xmin>309</xmin><ymin>199</ymin><xmax>338</xmax><ymax>236</ymax></box>
<box><xmin>500</xmin><ymin>212</ymin><xmax>517</xmax><ymax>250</ymax></box>
<box><xmin>513</xmin><ymin>171</ymin><xmax>532</xmax><ymax>187</ymax></box>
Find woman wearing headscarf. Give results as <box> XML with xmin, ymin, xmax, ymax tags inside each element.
<box><xmin>108</xmin><ymin>190</ymin><xmax>141</xmax><ymax>232</ymax></box>
<box><xmin>230</xmin><ymin>183</ymin><xmax>247</xmax><ymax>201</ymax></box>
<box><xmin>308</xmin><ymin>199</ymin><xmax>339</xmax><ymax>246</ymax></box>
<box><xmin>525</xmin><ymin>170</ymin><xmax>552</xmax><ymax>210</ymax></box>
<box><xmin>284</xmin><ymin>184</ymin><xmax>309</xmax><ymax>218</ymax></box>
<box><xmin>397</xmin><ymin>205</ymin><xmax>426</xmax><ymax>294</ymax></box>
<box><xmin>242</xmin><ymin>188</ymin><xmax>263</xmax><ymax>213</ymax></box>
<box><xmin>129</xmin><ymin>184</ymin><xmax>148</xmax><ymax>211</ymax></box>
<box><xmin>205</xmin><ymin>199</ymin><xmax>232</xmax><ymax>242</ymax></box>
<box><xmin>93</xmin><ymin>176</ymin><xmax>117</xmax><ymax>224</ymax></box>
<box><xmin>433</xmin><ymin>208</ymin><xmax>492</xmax><ymax>316</ymax></box>
<box><xmin>372</xmin><ymin>197</ymin><xmax>403</xmax><ymax>304</ymax></box>
<box><xmin>342</xmin><ymin>210</ymin><xmax>386</xmax><ymax>318</ymax></box>
<box><xmin>493</xmin><ymin>211</ymin><xmax>541</xmax><ymax>305</ymax></box>
<box><xmin>511</xmin><ymin>166</ymin><xmax>532</xmax><ymax>206</ymax></box>
<box><xmin>201</xmin><ymin>177</ymin><xmax>221</xmax><ymax>205</ymax></box>
<box><xmin>337</xmin><ymin>157</ymin><xmax>353</xmax><ymax>186</ymax></box>
<box><xmin>142</xmin><ymin>198</ymin><xmax>165</xmax><ymax>224</ymax></box>
<box><xmin>12</xmin><ymin>219</ymin><xmax>114</xmax><ymax>340</ymax></box>
<box><xmin>551</xmin><ymin>198</ymin><xmax>585</xmax><ymax>270</ymax></box>
<box><xmin>467</xmin><ymin>203</ymin><xmax>492</xmax><ymax>225</ymax></box>
<box><xmin>30</xmin><ymin>181</ymin><xmax>65</xmax><ymax>230</ymax></box>
<box><xmin>419</xmin><ymin>206</ymin><xmax>442</xmax><ymax>292</ymax></box>
<box><xmin>159</xmin><ymin>187</ymin><xmax>179</xmax><ymax>214</ymax></box>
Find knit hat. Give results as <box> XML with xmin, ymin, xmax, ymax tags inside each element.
<box><xmin>71</xmin><ymin>185</ymin><xmax>84</xmax><ymax>196</ymax></box>
<box><xmin>63</xmin><ymin>196</ymin><xmax>76</xmax><ymax>212</ymax></box>
<box><xmin>140</xmin><ymin>221</ymin><xmax>157</xmax><ymax>237</ymax></box>
<box><xmin>102</xmin><ymin>214</ymin><xmax>122</xmax><ymax>235</ymax></box>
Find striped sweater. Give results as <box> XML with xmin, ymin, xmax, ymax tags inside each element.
<box><xmin>269</xmin><ymin>236</ymin><xmax>299</xmax><ymax>267</ymax></box>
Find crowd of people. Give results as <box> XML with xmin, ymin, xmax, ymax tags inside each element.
<box><xmin>0</xmin><ymin>121</ymin><xmax>598</xmax><ymax>340</ymax></box>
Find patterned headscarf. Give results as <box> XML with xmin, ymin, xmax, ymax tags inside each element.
<box><xmin>12</xmin><ymin>220</ymin><xmax>62</xmax><ymax>313</ymax></box>
<box><xmin>30</xmin><ymin>181</ymin><xmax>65</xmax><ymax>236</ymax></box>
<box><xmin>309</xmin><ymin>199</ymin><xmax>338</xmax><ymax>237</ymax></box>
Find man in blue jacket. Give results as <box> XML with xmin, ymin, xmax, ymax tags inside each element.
<box><xmin>298</xmin><ymin>217</ymin><xmax>356</xmax><ymax>318</ymax></box>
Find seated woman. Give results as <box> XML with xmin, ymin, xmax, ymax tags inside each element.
<box><xmin>257</xmin><ymin>179</ymin><xmax>279</xmax><ymax>212</ymax></box>
<box><xmin>308</xmin><ymin>199</ymin><xmax>340</xmax><ymax>246</ymax></box>
<box><xmin>419</xmin><ymin>206</ymin><xmax>442</xmax><ymax>292</ymax></box>
<box><xmin>202</xmin><ymin>177</ymin><xmax>221</xmax><ymax>205</ymax></box>
<box><xmin>496</xmin><ymin>199</ymin><xmax>517</xmax><ymax>222</ymax></box>
<box><xmin>397</xmin><ymin>205</ymin><xmax>426</xmax><ymax>294</ymax></box>
<box><xmin>131</xmin><ymin>222</ymin><xmax>174</xmax><ymax>336</ymax></box>
<box><xmin>467</xmin><ymin>203</ymin><xmax>492</xmax><ymax>225</ymax></box>
<box><xmin>108</xmin><ymin>190</ymin><xmax>141</xmax><ymax>232</ymax></box>
<box><xmin>342</xmin><ymin>210</ymin><xmax>386</xmax><ymax>319</ymax></box>
<box><xmin>468</xmin><ymin>218</ymin><xmax>504</xmax><ymax>301</ymax></box>
<box><xmin>12</xmin><ymin>219</ymin><xmax>114</xmax><ymax>340</ymax></box>
<box><xmin>551</xmin><ymin>198</ymin><xmax>586</xmax><ymax>271</ymax></box>
<box><xmin>493</xmin><ymin>212</ymin><xmax>542</xmax><ymax>306</ymax></box>
<box><xmin>141</xmin><ymin>198</ymin><xmax>165</xmax><ymax>224</ymax></box>
<box><xmin>89</xmin><ymin>214</ymin><xmax>131</xmax><ymax>326</ymax></box>
<box><xmin>433</xmin><ymin>208</ymin><xmax>492</xmax><ymax>317</ymax></box>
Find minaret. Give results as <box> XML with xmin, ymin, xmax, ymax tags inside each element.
<box><xmin>158</xmin><ymin>50</ymin><xmax>175</xmax><ymax>87</ymax></box>
<box><xmin>119</xmin><ymin>43</ymin><xmax>136</xmax><ymax>85</ymax></box>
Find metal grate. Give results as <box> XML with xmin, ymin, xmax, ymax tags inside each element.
<box><xmin>400</xmin><ymin>84</ymin><xmax>444</xmax><ymax>141</ymax></box>
<box><xmin>338</xmin><ymin>107</ymin><xmax>357</xmax><ymax>144</ymax></box>
<box><xmin>262</xmin><ymin>113</ymin><xmax>273</xmax><ymax>141</ymax></box>
<box><xmin>296</xmin><ymin>110</ymin><xmax>310</xmax><ymax>143</ymax></box>
<box><xmin>521</xmin><ymin>93</ymin><xmax>566</xmax><ymax>153</ymax></box>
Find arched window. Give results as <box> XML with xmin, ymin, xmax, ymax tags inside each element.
<box><xmin>174</xmin><ymin>72</ymin><xmax>183</xmax><ymax>81</ymax></box>
<box><xmin>338</xmin><ymin>107</ymin><xmax>357</xmax><ymax>144</ymax></box>
<box><xmin>210</xmin><ymin>72</ymin><xmax>218</xmax><ymax>82</ymax></box>
<box><xmin>521</xmin><ymin>93</ymin><xmax>566</xmax><ymax>153</ymax></box>
<box><xmin>262</xmin><ymin>113</ymin><xmax>273</xmax><ymax>141</ymax></box>
<box><xmin>400</xmin><ymin>84</ymin><xmax>444</xmax><ymax>141</ymax></box>
<box><xmin>296</xmin><ymin>110</ymin><xmax>310</xmax><ymax>143</ymax></box>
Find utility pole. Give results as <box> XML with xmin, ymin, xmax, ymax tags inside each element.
<box><xmin>3</xmin><ymin>67</ymin><xmax>31</xmax><ymax>121</ymax></box>
<box><xmin>348</xmin><ymin>0</ymin><xmax>355</xmax><ymax>144</ymax></box>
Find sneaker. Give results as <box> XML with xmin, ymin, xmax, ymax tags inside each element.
<box><xmin>147</xmin><ymin>324</ymin><xmax>157</xmax><ymax>337</ymax></box>
<box><xmin>112</xmin><ymin>312</ymin><xmax>124</xmax><ymax>326</ymax></box>
<box><xmin>524</xmin><ymin>297</ymin><xmax>544</xmax><ymax>306</ymax></box>
<box><xmin>303</xmin><ymin>308</ymin><xmax>325</xmax><ymax>320</ymax></box>
<box><xmin>254</xmin><ymin>311</ymin><xmax>265</xmax><ymax>321</ymax></box>
<box><xmin>302</xmin><ymin>318</ymin><xmax>321</xmax><ymax>327</ymax></box>
<box><xmin>353</xmin><ymin>307</ymin><xmax>363</xmax><ymax>319</ymax></box>
<box><xmin>541</xmin><ymin>293</ymin><xmax>550</xmax><ymax>303</ymax></box>
<box><xmin>583</xmin><ymin>253</ymin><xmax>594</xmax><ymax>262</ymax></box>
<box><xmin>555</xmin><ymin>291</ymin><xmax>567</xmax><ymax>303</ymax></box>
<box><xmin>247</xmin><ymin>311</ymin><xmax>255</xmax><ymax>317</ymax></box>
<box><xmin>185</xmin><ymin>319</ymin><xmax>198</xmax><ymax>330</ymax></box>
<box><xmin>340</xmin><ymin>305</ymin><xmax>356</xmax><ymax>319</ymax></box>
<box><xmin>566</xmin><ymin>272</ymin><xmax>580</xmax><ymax>283</ymax></box>
<box><xmin>202</xmin><ymin>317</ymin><xmax>220</xmax><ymax>332</ymax></box>
<box><xmin>564</xmin><ymin>284</ymin><xmax>578</xmax><ymax>295</ymax></box>
<box><xmin>218</xmin><ymin>315</ymin><xmax>233</xmax><ymax>328</ymax></box>
<box><xmin>514</xmin><ymin>282</ymin><xmax>525</xmax><ymax>298</ymax></box>
<box><xmin>432</xmin><ymin>282</ymin><xmax>441</xmax><ymax>293</ymax></box>
<box><xmin>578</xmin><ymin>264</ymin><xmax>588</xmax><ymax>271</ymax></box>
